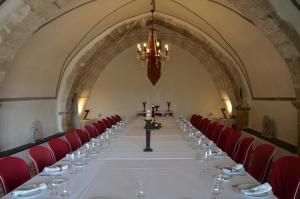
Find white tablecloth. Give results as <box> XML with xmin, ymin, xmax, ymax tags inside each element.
<box><xmin>2</xmin><ymin>117</ymin><xmax>266</xmax><ymax>199</ymax></box>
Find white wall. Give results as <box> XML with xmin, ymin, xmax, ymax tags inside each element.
<box><xmin>0</xmin><ymin>100</ymin><xmax>58</xmax><ymax>151</ymax></box>
<box><xmin>251</xmin><ymin>100</ymin><xmax>297</xmax><ymax>145</ymax></box>
<box><xmin>86</xmin><ymin>45</ymin><xmax>223</xmax><ymax>119</ymax></box>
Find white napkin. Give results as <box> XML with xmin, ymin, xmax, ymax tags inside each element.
<box><xmin>12</xmin><ymin>183</ymin><xmax>47</xmax><ymax>196</ymax></box>
<box><xmin>44</xmin><ymin>164</ymin><xmax>69</xmax><ymax>173</ymax></box>
<box><xmin>241</xmin><ymin>183</ymin><xmax>272</xmax><ymax>196</ymax></box>
<box><xmin>222</xmin><ymin>164</ymin><xmax>244</xmax><ymax>175</ymax></box>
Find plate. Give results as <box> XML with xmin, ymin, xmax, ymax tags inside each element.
<box><xmin>12</xmin><ymin>183</ymin><xmax>47</xmax><ymax>198</ymax></box>
<box><xmin>245</xmin><ymin>191</ymin><xmax>274</xmax><ymax>199</ymax></box>
<box><xmin>236</xmin><ymin>184</ymin><xmax>274</xmax><ymax>199</ymax></box>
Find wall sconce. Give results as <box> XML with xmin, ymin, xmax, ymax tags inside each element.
<box><xmin>78</xmin><ymin>97</ymin><xmax>88</xmax><ymax>115</ymax></box>
<box><xmin>224</xmin><ymin>99</ymin><xmax>232</xmax><ymax>116</ymax></box>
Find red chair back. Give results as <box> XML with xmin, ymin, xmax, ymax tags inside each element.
<box><xmin>247</xmin><ymin>144</ymin><xmax>275</xmax><ymax>183</ymax></box>
<box><xmin>48</xmin><ymin>138</ymin><xmax>70</xmax><ymax>161</ymax></box>
<box><xmin>65</xmin><ymin>132</ymin><xmax>82</xmax><ymax>151</ymax></box>
<box><xmin>217</xmin><ymin>127</ymin><xmax>233</xmax><ymax>150</ymax></box>
<box><xmin>103</xmin><ymin>119</ymin><xmax>112</xmax><ymax>129</ymax></box>
<box><xmin>270</xmin><ymin>156</ymin><xmax>300</xmax><ymax>199</ymax></box>
<box><xmin>200</xmin><ymin>118</ymin><xmax>210</xmax><ymax>134</ymax></box>
<box><xmin>28</xmin><ymin>146</ymin><xmax>55</xmax><ymax>174</ymax></box>
<box><xmin>97</xmin><ymin>120</ymin><xmax>107</xmax><ymax>133</ymax></box>
<box><xmin>206</xmin><ymin>122</ymin><xmax>218</xmax><ymax>139</ymax></box>
<box><xmin>190</xmin><ymin>114</ymin><xmax>198</xmax><ymax>126</ymax></box>
<box><xmin>155</xmin><ymin>112</ymin><xmax>163</xmax><ymax>117</ymax></box>
<box><xmin>85</xmin><ymin>125</ymin><xmax>98</xmax><ymax>138</ymax></box>
<box><xmin>223</xmin><ymin>130</ymin><xmax>241</xmax><ymax>158</ymax></box>
<box><xmin>233</xmin><ymin>137</ymin><xmax>255</xmax><ymax>166</ymax></box>
<box><xmin>75</xmin><ymin>129</ymin><xmax>90</xmax><ymax>144</ymax></box>
<box><xmin>211</xmin><ymin>124</ymin><xmax>224</xmax><ymax>144</ymax></box>
<box><xmin>107</xmin><ymin>117</ymin><xmax>115</xmax><ymax>125</ymax></box>
<box><xmin>0</xmin><ymin>157</ymin><xmax>31</xmax><ymax>194</ymax></box>
<box><xmin>110</xmin><ymin>116</ymin><xmax>117</xmax><ymax>125</ymax></box>
<box><xmin>112</xmin><ymin>116</ymin><xmax>119</xmax><ymax>123</ymax></box>
<box><xmin>194</xmin><ymin>115</ymin><xmax>203</xmax><ymax>130</ymax></box>
<box><xmin>115</xmin><ymin>114</ymin><xmax>121</xmax><ymax>122</ymax></box>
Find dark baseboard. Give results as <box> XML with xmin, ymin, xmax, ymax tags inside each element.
<box><xmin>0</xmin><ymin>133</ymin><xmax>65</xmax><ymax>158</ymax></box>
<box><xmin>243</xmin><ymin>128</ymin><xmax>298</xmax><ymax>154</ymax></box>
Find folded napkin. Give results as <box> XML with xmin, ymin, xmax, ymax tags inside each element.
<box><xmin>44</xmin><ymin>164</ymin><xmax>69</xmax><ymax>173</ymax></box>
<box><xmin>12</xmin><ymin>183</ymin><xmax>47</xmax><ymax>196</ymax></box>
<box><xmin>241</xmin><ymin>183</ymin><xmax>272</xmax><ymax>196</ymax></box>
<box><xmin>222</xmin><ymin>164</ymin><xmax>244</xmax><ymax>175</ymax></box>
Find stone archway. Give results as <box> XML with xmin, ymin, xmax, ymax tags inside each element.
<box><xmin>57</xmin><ymin>14</ymin><xmax>250</xmax><ymax>131</ymax></box>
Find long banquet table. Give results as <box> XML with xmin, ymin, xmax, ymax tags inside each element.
<box><xmin>3</xmin><ymin>117</ymin><xmax>266</xmax><ymax>199</ymax></box>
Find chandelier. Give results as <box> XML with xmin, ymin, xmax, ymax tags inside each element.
<box><xmin>136</xmin><ymin>10</ymin><xmax>169</xmax><ymax>85</ymax></box>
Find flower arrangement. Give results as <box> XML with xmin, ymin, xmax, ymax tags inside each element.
<box><xmin>150</xmin><ymin>121</ymin><xmax>161</xmax><ymax>130</ymax></box>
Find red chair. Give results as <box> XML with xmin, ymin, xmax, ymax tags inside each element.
<box><xmin>85</xmin><ymin>125</ymin><xmax>98</xmax><ymax>138</ymax></box>
<box><xmin>200</xmin><ymin>119</ymin><xmax>211</xmax><ymax>134</ymax></box>
<box><xmin>75</xmin><ymin>129</ymin><xmax>90</xmax><ymax>144</ymax></box>
<box><xmin>217</xmin><ymin>127</ymin><xmax>233</xmax><ymax>150</ymax></box>
<box><xmin>192</xmin><ymin>115</ymin><xmax>202</xmax><ymax>129</ymax></box>
<box><xmin>0</xmin><ymin>157</ymin><xmax>31</xmax><ymax>194</ymax></box>
<box><xmin>247</xmin><ymin>144</ymin><xmax>276</xmax><ymax>183</ymax></box>
<box><xmin>164</xmin><ymin>112</ymin><xmax>173</xmax><ymax>117</ymax></box>
<box><xmin>155</xmin><ymin>112</ymin><xmax>163</xmax><ymax>117</ymax></box>
<box><xmin>190</xmin><ymin>114</ymin><xmax>198</xmax><ymax>126</ymax></box>
<box><xmin>205</xmin><ymin>122</ymin><xmax>218</xmax><ymax>139</ymax></box>
<box><xmin>97</xmin><ymin>120</ymin><xmax>107</xmax><ymax>133</ymax></box>
<box><xmin>115</xmin><ymin>114</ymin><xmax>122</xmax><ymax>122</ymax></box>
<box><xmin>110</xmin><ymin>116</ymin><xmax>117</xmax><ymax>125</ymax></box>
<box><xmin>28</xmin><ymin>146</ymin><xmax>55</xmax><ymax>174</ymax></box>
<box><xmin>112</xmin><ymin>116</ymin><xmax>119</xmax><ymax>123</ymax></box>
<box><xmin>211</xmin><ymin>124</ymin><xmax>224</xmax><ymax>144</ymax></box>
<box><xmin>103</xmin><ymin>119</ymin><xmax>112</xmax><ymax>128</ymax></box>
<box><xmin>107</xmin><ymin>117</ymin><xmax>115</xmax><ymax>125</ymax></box>
<box><xmin>48</xmin><ymin>138</ymin><xmax>70</xmax><ymax>161</ymax></box>
<box><xmin>223</xmin><ymin>130</ymin><xmax>241</xmax><ymax>158</ymax></box>
<box><xmin>233</xmin><ymin>137</ymin><xmax>255</xmax><ymax>166</ymax></box>
<box><xmin>65</xmin><ymin>132</ymin><xmax>82</xmax><ymax>151</ymax></box>
<box><xmin>270</xmin><ymin>156</ymin><xmax>300</xmax><ymax>199</ymax></box>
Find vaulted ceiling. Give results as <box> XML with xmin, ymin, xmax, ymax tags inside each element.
<box><xmin>0</xmin><ymin>0</ymin><xmax>298</xmax><ymax>115</ymax></box>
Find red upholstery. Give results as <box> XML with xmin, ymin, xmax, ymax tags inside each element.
<box><xmin>200</xmin><ymin>119</ymin><xmax>211</xmax><ymax>134</ymax></box>
<box><xmin>97</xmin><ymin>120</ymin><xmax>107</xmax><ymax>133</ymax></box>
<box><xmin>110</xmin><ymin>116</ymin><xmax>117</xmax><ymax>125</ymax></box>
<box><xmin>247</xmin><ymin>144</ymin><xmax>275</xmax><ymax>183</ymax></box>
<box><xmin>217</xmin><ymin>127</ymin><xmax>233</xmax><ymax>150</ymax></box>
<box><xmin>190</xmin><ymin>114</ymin><xmax>198</xmax><ymax>126</ymax></box>
<box><xmin>48</xmin><ymin>138</ymin><xmax>70</xmax><ymax>161</ymax></box>
<box><xmin>0</xmin><ymin>157</ymin><xmax>31</xmax><ymax>194</ymax></box>
<box><xmin>211</xmin><ymin>124</ymin><xmax>224</xmax><ymax>144</ymax></box>
<box><xmin>205</xmin><ymin>122</ymin><xmax>218</xmax><ymax>139</ymax></box>
<box><xmin>103</xmin><ymin>119</ymin><xmax>112</xmax><ymax>128</ymax></box>
<box><xmin>75</xmin><ymin>129</ymin><xmax>90</xmax><ymax>144</ymax></box>
<box><xmin>270</xmin><ymin>156</ymin><xmax>300</xmax><ymax>199</ymax></box>
<box><xmin>28</xmin><ymin>146</ymin><xmax>55</xmax><ymax>174</ymax></box>
<box><xmin>155</xmin><ymin>112</ymin><xmax>163</xmax><ymax>116</ymax></box>
<box><xmin>115</xmin><ymin>114</ymin><xmax>122</xmax><ymax>122</ymax></box>
<box><xmin>112</xmin><ymin>116</ymin><xmax>119</xmax><ymax>123</ymax></box>
<box><xmin>65</xmin><ymin>132</ymin><xmax>82</xmax><ymax>151</ymax></box>
<box><xmin>107</xmin><ymin>117</ymin><xmax>115</xmax><ymax>125</ymax></box>
<box><xmin>164</xmin><ymin>112</ymin><xmax>173</xmax><ymax>117</ymax></box>
<box><xmin>223</xmin><ymin>130</ymin><xmax>241</xmax><ymax>158</ymax></box>
<box><xmin>233</xmin><ymin>137</ymin><xmax>255</xmax><ymax>166</ymax></box>
<box><xmin>85</xmin><ymin>125</ymin><xmax>98</xmax><ymax>138</ymax></box>
<box><xmin>193</xmin><ymin>115</ymin><xmax>202</xmax><ymax>129</ymax></box>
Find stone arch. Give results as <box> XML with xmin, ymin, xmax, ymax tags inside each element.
<box><xmin>57</xmin><ymin>13</ymin><xmax>250</xmax><ymax>131</ymax></box>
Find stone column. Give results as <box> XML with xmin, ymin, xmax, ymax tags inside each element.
<box><xmin>291</xmin><ymin>101</ymin><xmax>300</xmax><ymax>155</ymax></box>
